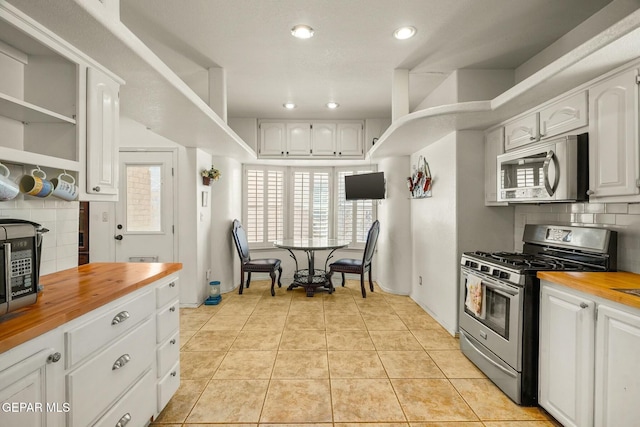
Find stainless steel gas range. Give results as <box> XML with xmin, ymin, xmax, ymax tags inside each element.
<box><xmin>458</xmin><ymin>224</ymin><xmax>617</xmax><ymax>406</ymax></box>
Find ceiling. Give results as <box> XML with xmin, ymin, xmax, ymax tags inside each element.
<box><xmin>119</xmin><ymin>0</ymin><xmax>613</xmax><ymax>121</ymax></box>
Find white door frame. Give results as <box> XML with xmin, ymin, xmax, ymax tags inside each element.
<box><xmin>118</xmin><ymin>147</ymin><xmax>179</xmax><ymax>262</ymax></box>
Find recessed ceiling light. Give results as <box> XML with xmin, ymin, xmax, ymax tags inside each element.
<box><xmin>291</xmin><ymin>24</ymin><xmax>314</xmax><ymax>39</ymax></box>
<box><xmin>393</xmin><ymin>26</ymin><xmax>416</xmax><ymax>40</ymax></box>
<box><xmin>283</xmin><ymin>102</ymin><xmax>296</xmax><ymax>109</ymax></box>
<box><xmin>326</xmin><ymin>102</ymin><xmax>340</xmax><ymax>109</ymax></box>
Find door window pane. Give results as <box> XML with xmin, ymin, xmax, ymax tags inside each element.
<box><xmin>126</xmin><ymin>165</ymin><xmax>162</xmax><ymax>231</ymax></box>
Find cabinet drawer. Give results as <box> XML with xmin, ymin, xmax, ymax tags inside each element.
<box><xmin>66</xmin><ymin>289</ymin><xmax>154</xmax><ymax>368</ymax></box>
<box><xmin>157</xmin><ymin>330</ymin><xmax>180</xmax><ymax>378</ymax></box>
<box><xmin>93</xmin><ymin>368</ymin><xmax>155</xmax><ymax>427</ymax></box>
<box><xmin>67</xmin><ymin>318</ymin><xmax>154</xmax><ymax>427</ymax></box>
<box><xmin>156</xmin><ymin>276</ymin><xmax>179</xmax><ymax>308</ymax></box>
<box><xmin>157</xmin><ymin>299</ymin><xmax>179</xmax><ymax>343</ymax></box>
<box><xmin>157</xmin><ymin>360</ymin><xmax>180</xmax><ymax>413</ymax></box>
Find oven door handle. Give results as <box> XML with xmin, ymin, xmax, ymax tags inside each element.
<box><xmin>543</xmin><ymin>149</ymin><xmax>560</xmax><ymax>196</ymax></box>
<box><xmin>464</xmin><ymin>334</ymin><xmax>517</xmax><ymax>378</ymax></box>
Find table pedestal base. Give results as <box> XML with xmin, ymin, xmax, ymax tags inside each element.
<box><xmin>287</xmin><ymin>269</ymin><xmax>333</xmax><ymax>297</ymax></box>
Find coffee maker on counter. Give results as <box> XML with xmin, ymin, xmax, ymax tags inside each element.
<box><xmin>0</xmin><ymin>219</ymin><xmax>48</xmax><ymax>316</ymax></box>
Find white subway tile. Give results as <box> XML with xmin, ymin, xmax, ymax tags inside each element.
<box><xmin>31</xmin><ymin>209</ymin><xmax>57</xmax><ymax>222</ymax></box>
<box><xmin>552</xmin><ymin>204</ymin><xmax>569</xmax><ymax>213</ymax></box>
<box><xmin>56</xmin><ymin>208</ymin><xmax>79</xmax><ymax>220</ymax></box>
<box><xmin>56</xmin><ymin>219</ymin><xmax>78</xmax><ymax>234</ymax></box>
<box><xmin>577</xmin><ymin>214</ymin><xmax>594</xmax><ymax>224</ymax></box>
<box><xmin>616</xmin><ymin>214</ymin><xmax>640</xmax><ymax>227</ymax></box>
<box><xmin>56</xmin><ymin>256</ymin><xmax>78</xmax><ymax>271</ymax></box>
<box><xmin>605</xmin><ymin>203</ymin><xmax>628</xmax><ymax>214</ymax></box>
<box><xmin>40</xmin><ymin>260</ymin><xmax>56</xmax><ymax>276</ymax></box>
<box><xmin>628</xmin><ymin>203</ymin><xmax>640</xmax><ymax>215</ymax></box>
<box><xmin>570</xmin><ymin>203</ymin><xmax>586</xmax><ymax>213</ymax></box>
<box><xmin>594</xmin><ymin>214</ymin><xmax>616</xmax><ymax>225</ymax></box>
<box><xmin>57</xmin><ymin>231</ymin><xmax>77</xmax><ymax>246</ymax></box>
<box><xmin>584</xmin><ymin>203</ymin><xmax>605</xmax><ymax>213</ymax></box>
<box><xmin>0</xmin><ymin>200</ymin><xmax>17</xmax><ymax>209</ymax></box>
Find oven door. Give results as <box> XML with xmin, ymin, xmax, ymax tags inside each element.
<box><xmin>459</xmin><ymin>267</ymin><xmax>523</xmax><ymax>370</ymax></box>
<box><xmin>497</xmin><ymin>138</ymin><xmax>574</xmax><ymax>203</ymax></box>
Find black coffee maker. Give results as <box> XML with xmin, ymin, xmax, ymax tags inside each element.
<box><xmin>0</xmin><ymin>219</ymin><xmax>48</xmax><ymax>315</ymax></box>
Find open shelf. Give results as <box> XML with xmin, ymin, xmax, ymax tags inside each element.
<box><xmin>0</xmin><ymin>92</ymin><xmax>76</xmax><ymax>124</ymax></box>
<box><xmin>0</xmin><ymin>146</ymin><xmax>80</xmax><ymax>172</ymax></box>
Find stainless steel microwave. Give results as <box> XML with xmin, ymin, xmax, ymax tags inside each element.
<box><xmin>497</xmin><ymin>134</ymin><xmax>588</xmax><ymax>203</ymax></box>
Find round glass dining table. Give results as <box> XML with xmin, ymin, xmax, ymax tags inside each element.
<box><xmin>273</xmin><ymin>238</ymin><xmax>350</xmax><ymax>297</ymax></box>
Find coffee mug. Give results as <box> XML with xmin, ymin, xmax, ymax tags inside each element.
<box><xmin>50</xmin><ymin>172</ymin><xmax>78</xmax><ymax>201</ymax></box>
<box><xmin>0</xmin><ymin>163</ymin><xmax>19</xmax><ymax>201</ymax></box>
<box><xmin>19</xmin><ymin>168</ymin><xmax>54</xmax><ymax>198</ymax></box>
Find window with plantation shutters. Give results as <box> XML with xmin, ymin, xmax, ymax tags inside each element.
<box><xmin>336</xmin><ymin>168</ymin><xmax>375</xmax><ymax>247</ymax></box>
<box><xmin>244</xmin><ymin>166</ymin><xmax>284</xmax><ymax>246</ymax></box>
<box><xmin>291</xmin><ymin>169</ymin><xmax>330</xmax><ymax>240</ymax></box>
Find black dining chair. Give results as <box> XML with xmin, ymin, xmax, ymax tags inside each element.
<box><xmin>231</xmin><ymin>219</ymin><xmax>282</xmax><ymax>296</ymax></box>
<box><xmin>327</xmin><ymin>220</ymin><xmax>380</xmax><ymax>298</ymax></box>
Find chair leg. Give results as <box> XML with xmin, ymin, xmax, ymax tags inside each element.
<box><xmin>277</xmin><ymin>267</ymin><xmax>283</xmax><ymax>287</ymax></box>
<box><xmin>368</xmin><ymin>269</ymin><xmax>374</xmax><ymax>292</ymax></box>
<box><xmin>269</xmin><ymin>270</ymin><xmax>276</xmax><ymax>297</ymax></box>
<box><xmin>360</xmin><ymin>273</ymin><xmax>366</xmax><ymax>298</ymax></box>
<box><xmin>239</xmin><ymin>269</ymin><xmax>245</xmax><ymax>295</ymax></box>
<box><xmin>246</xmin><ymin>272</ymin><xmax>252</xmax><ymax>288</ymax></box>
<box><xmin>341</xmin><ymin>272</ymin><xmax>346</xmax><ymax>287</ymax></box>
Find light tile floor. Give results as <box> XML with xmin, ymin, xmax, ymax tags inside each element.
<box><xmin>151</xmin><ymin>280</ymin><xmax>561</xmax><ymax>427</ymax></box>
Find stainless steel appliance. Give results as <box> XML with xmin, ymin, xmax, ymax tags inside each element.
<box><xmin>0</xmin><ymin>219</ymin><xmax>48</xmax><ymax>316</ymax></box>
<box><xmin>459</xmin><ymin>224</ymin><xmax>617</xmax><ymax>405</ymax></box>
<box><xmin>497</xmin><ymin>134</ymin><xmax>588</xmax><ymax>203</ymax></box>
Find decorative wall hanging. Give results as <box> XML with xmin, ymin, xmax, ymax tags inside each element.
<box><xmin>201</xmin><ymin>165</ymin><xmax>221</xmax><ymax>186</ymax></box>
<box><xmin>407</xmin><ymin>155</ymin><xmax>432</xmax><ymax>198</ymax></box>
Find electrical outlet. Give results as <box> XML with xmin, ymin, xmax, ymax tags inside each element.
<box><xmin>419</xmin><ymin>276</ymin><xmax>423</xmax><ymax>285</ymax></box>
<box><xmin>206</xmin><ymin>269</ymin><xmax>211</xmax><ymax>280</ymax></box>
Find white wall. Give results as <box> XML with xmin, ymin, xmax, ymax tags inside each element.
<box><xmin>376</xmin><ymin>156</ymin><xmax>412</xmax><ymax>294</ymax></box>
<box><xmin>210</xmin><ymin>155</ymin><xmax>242</xmax><ymax>294</ymax></box>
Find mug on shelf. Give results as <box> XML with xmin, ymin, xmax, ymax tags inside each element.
<box><xmin>50</xmin><ymin>172</ymin><xmax>78</xmax><ymax>201</ymax></box>
<box><xmin>0</xmin><ymin>163</ymin><xmax>20</xmax><ymax>201</ymax></box>
<box><xmin>19</xmin><ymin>168</ymin><xmax>54</xmax><ymax>198</ymax></box>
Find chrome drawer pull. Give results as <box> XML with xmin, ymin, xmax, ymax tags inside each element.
<box><xmin>169</xmin><ymin>306</ymin><xmax>176</xmax><ymax>312</ymax></box>
<box><xmin>111</xmin><ymin>311</ymin><xmax>130</xmax><ymax>325</ymax></box>
<box><xmin>169</xmin><ymin>282</ymin><xmax>176</xmax><ymax>288</ymax></box>
<box><xmin>115</xmin><ymin>412</ymin><xmax>131</xmax><ymax>427</ymax></box>
<box><xmin>112</xmin><ymin>354</ymin><xmax>131</xmax><ymax>370</ymax></box>
<box><xmin>170</xmin><ymin>338</ymin><xmax>176</xmax><ymax>345</ymax></box>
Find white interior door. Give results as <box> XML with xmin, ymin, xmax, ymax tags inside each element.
<box><xmin>115</xmin><ymin>151</ymin><xmax>175</xmax><ymax>262</ymax></box>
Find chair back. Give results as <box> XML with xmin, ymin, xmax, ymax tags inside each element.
<box><xmin>362</xmin><ymin>220</ymin><xmax>380</xmax><ymax>266</ymax></box>
<box><xmin>231</xmin><ymin>219</ymin><xmax>251</xmax><ymax>263</ymax></box>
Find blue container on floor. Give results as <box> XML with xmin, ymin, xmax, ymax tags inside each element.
<box><xmin>205</xmin><ymin>280</ymin><xmax>222</xmax><ymax>305</ymax></box>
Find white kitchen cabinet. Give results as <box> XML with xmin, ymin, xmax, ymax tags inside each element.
<box><xmin>286</xmin><ymin>122</ymin><xmax>312</xmax><ymax>156</ymax></box>
<box><xmin>0</xmin><ymin>10</ymin><xmax>79</xmax><ymax>173</ymax></box>
<box><xmin>594</xmin><ymin>304</ymin><xmax>640</xmax><ymax>427</ymax></box>
<box><xmin>86</xmin><ymin>67</ymin><xmax>120</xmax><ymax>196</ymax></box>
<box><xmin>0</xmin><ymin>330</ymin><xmax>65</xmax><ymax>427</ymax></box>
<box><xmin>484</xmin><ymin>126</ymin><xmax>506</xmax><ymax>206</ymax></box>
<box><xmin>587</xmin><ymin>68</ymin><xmax>639</xmax><ymax>201</ymax></box>
<box><xmin>258</xmin><ymin>120</ymin><xmax>364</xmax><ymax>158</ymax></box>
<box><xmin>311</xmin><ymin>122</ymin><xmax>337</xmax><ymax>156</ymax></box>
<box><xmin>504</xmin><ymin>112</ymin><xmax>538</xmax><ymax>151</ymax></box>
<box><xmin>504</xmin><ymin>91</ymin><xmax>588</xmax><ymax>152</ymax></box>
<box><xmin>539</xmin><ymin>283</ymin><xmax>595</xmax><ymax>427</ymax></box>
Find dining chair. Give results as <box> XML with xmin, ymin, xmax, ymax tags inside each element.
<box><xmin>327</xmin><ymin>220</ymin><xmax>380</xmax><ymax>298</ymax></box>
<box><xmin>231</xmin><ymin>219</ymin><xmax>282</xmax><ymax>296</ymax></box>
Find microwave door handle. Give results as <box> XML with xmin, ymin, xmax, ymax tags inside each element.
<box><xmin>543</xmin><ymin>149</ymin><xmax>560</xmax><ymax>196</ymax></box>
<box><xmin>4</xmin><ymin>243</ymin><xmax>11</xmax><ymax>301</ymax></box>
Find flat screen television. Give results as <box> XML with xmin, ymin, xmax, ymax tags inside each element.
<box><xmin>345</xmin><ymin>172</ymin><xmax>385</xmax><ymax>200</ymax></box>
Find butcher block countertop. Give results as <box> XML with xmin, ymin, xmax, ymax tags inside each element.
<box><xmin>0</xmin><ymin>262</ymin><xmax>182</xmax><ymax>354</ymax></box>
<box><xmin>538</xmin><ymin>271</ymin><xmax>640</xmax><ymax>310</ymax></box>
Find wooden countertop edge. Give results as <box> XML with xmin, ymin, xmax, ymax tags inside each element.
<box><xmin>537</xmin><ymin>271</ymin><xmax>640</xmax><ymax>310</ymax></box>
<box><xmin>0</xmin><ymin>262</ymin><xmax>182</xmax><ymax>354</ymax></box>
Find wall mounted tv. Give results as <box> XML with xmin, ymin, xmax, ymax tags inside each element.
<box><xmin>345</xmin><ymin>172</ymin><xmax>385</xmax><ymax>200</ymax></box>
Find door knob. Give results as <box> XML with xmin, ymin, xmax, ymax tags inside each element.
<box><xmin>114</xmin><ymin>234</ymin><xmax>123</xmax><ymax>240</ymax></box>
<box><xmin>93</xmin><ymin>186</ymin><xmax>101</xmax><ymax>192</ymax></box>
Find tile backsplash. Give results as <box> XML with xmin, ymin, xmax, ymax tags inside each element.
<box><xmin>0</xmin><ymin>199</ymin><xmax>79</xmax><ymax>276</ymax></box>
<box><xmin>514</xmin><ymin>203</ymin><xmax>640</xmax><ymax>273</ymax></box>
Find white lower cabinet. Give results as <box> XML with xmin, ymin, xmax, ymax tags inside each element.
<box><xmin>539</xmin><ymin>283</ymin><xmax>595</xmax><ymax>427</ymax></box>
<box><xmin>594</xmin><ymin>304</ymin><xmax>640</xmax><ymax>427</ymax></box>
<box><xmin>0</xmin><ymin>330</ymin><xmax>65</xmax><ymax>427</ymax></box>
<box><xmin>540</xmin><ymin>280</ymin><xmax>640</xmax><ymax>427</ymax></box>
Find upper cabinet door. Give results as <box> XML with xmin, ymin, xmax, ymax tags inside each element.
<box><xmin>286</xmin><ymin>122</ymin><xmax>311</xmax><ymax>156</ymax></box>
<box><xmin>337</xmin><ymin>122</ymin><xmax>363</xmax><ymax>156</ymax></box>
<box><xmin>484</xmin><ymin>127</ymin><xmax>505</xmax><ymax>206</ymax></box>
<box><xmin>259</xmin><ymin>122</ymin><xmax>286</xmax><ymax>156</ymax></box>
<box><xmin>539</xmin><ymin>91</ymin><xmax>588</xmax><ymax>140</ymax></box>
<box><xmin>311</xmin><ymin>122</ymin><xmax>337</xmax><ymax>156</ymax></box>
<box><xmin>588</xmin><ymin>68</ymin><xmax>639</xmax><ymax>200</ymax></box>
<box><xmin>87</xmin><ymin>67</ymin><xmax>120</xmax><ymax>195</ymax></box>
<box><xmin>504</xmin><ymin>113</ymin><xmax>539</xmax><ymax>151</ymax></box>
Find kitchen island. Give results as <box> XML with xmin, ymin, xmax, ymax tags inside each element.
<box><xmin>537</xmin><ymin>271</ymin><xmax>640</xmax><ymax>427</ymax></box>
<box><xmin>0</xmin><ymin>262</ymin><xmax>182</xmax><ymax>426</ymax></box>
